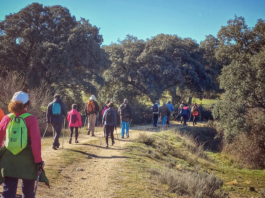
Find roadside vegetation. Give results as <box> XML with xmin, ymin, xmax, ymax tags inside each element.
<box><xmin>114</xmin><ymin>128</ymin><xmax>265</xmax><ymax>198</ymax></box>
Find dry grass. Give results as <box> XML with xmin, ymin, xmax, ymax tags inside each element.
<box><xmin>260</xmin><ymin>188</ymin><xmax>265</xmax><ymax>198</ymax></box>
<box><xmin>134</xmin><ymin>133</ymin><xmax>155</xmax><ymax>146</ymax></box>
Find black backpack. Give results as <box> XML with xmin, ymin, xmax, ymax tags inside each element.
<box><xmin>105</xmin><ymin>110</ymin><xmax>114</xmax><ymax>123</ymax></box>
<box><xmin>152</xmin><ymin>104</ymin><xmax>158</xmax><ymax>112</ymax></box>
<box><xmin>120</xmin><ymin>104</ymin><xmax>129</xmax><ymax>118</ymax></box>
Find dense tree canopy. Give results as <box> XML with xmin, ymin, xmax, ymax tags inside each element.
<box><xmin>0</xmin><ymin>3</ymin><xmax>108</xmax><ymax>94</ymax></box>
<box><xmin>213</xmin><ymin>16</ymin><xmax>265</xmax><ymax>137</ymax></box>
<box><xmin>103</xmin><ymin>34</ymin><xmax>215</xmax><ymax>102</ymax></box>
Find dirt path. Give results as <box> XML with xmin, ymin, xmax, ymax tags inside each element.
<box><xmin>35</xmin><ymin>122</ymin><xmax>200</xmax><ymax>197</ymax></box>
<box><xmin>36</xmin><ymin>124</ymin><xmax>163</xmax><ymax>198</ymax></box>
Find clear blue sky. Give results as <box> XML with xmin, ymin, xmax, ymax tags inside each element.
<box><xmin>0</xmin><ymin>0</ymin><xmax>264</xmax><ymax>45</ymax></box>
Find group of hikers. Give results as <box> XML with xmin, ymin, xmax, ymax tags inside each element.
<box><xmin>0</xmin><ymin>90</ymin><xmax>200</xmax><ymax>197</ymax></box>
<box><xmin>151</xmin><ymin>100</ymin><xmax>200</xmax><ymax>127</ymax></box>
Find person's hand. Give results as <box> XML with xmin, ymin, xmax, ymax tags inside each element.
<box><xmin>36</xmin><ymin>161</ymin><xmax>45</xmax><ymax>170</ymax></box>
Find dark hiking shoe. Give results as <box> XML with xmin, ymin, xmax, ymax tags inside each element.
<box><xmin>106</xmin><ymin>144</ymin><xmax>109</xmax><ymax>148</ymax></box>
<box><xmin>112</xmin><ymin>141</ymin><xmax>115</xmax><ymax>146</ymax></box>
<box><xmin>121</xmin><ymin>136</ymin><xmax>125</xmax><ymax>139</ymax></box>
<box><xmin>52</xmin><ymin>146</ymin><xmax>57</xmax><ymax>150</ymax></box>
<box><xmin>87</xmin><ymin>131</ymin><xmax>90</xmax><ymax>135</ymax></box>
<box><xmin>75</xmin><ymin>140</ymin><xmax>79</xmax><ymax>143</ymax></box>
<box><xmin>57</xmin><ymin>143</ymin><xmax>60</xmax><ymax>148</ymax></box>
<box><xmin>91</xmin><ymin>134</ymin><xmax>95</xmax><ymax>137</ymax></box>
<box><xmin>69</xmin><ymin>138</ymin><xmax>72</xmax><ymax>144</ymax></box>
<box><xmin>126</xmin><ymin>135</ymin><xmax>129</xmax><ymax>138</ymax></box>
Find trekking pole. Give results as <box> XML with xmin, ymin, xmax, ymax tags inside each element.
<box><xmin>34</xmin><ymin>166</ymin><xmax>43</xmax><ymax>198</ymax></box>
<box><xmin>116</xmin><ymin>128</ymin><xmax>121</xmax><ymax>148</ymax></box>
<box><xmin>62</xmin><ymin>119</ymin><xmax>65</xmax><ymax>149</ymax></box>
<box><xmin>41</xmin><ymin>125</ymin><xmax>49</xmax><ymax>142</ymax></box>
<box><xmin>82</xmin><ymin>116</ymin><xmax>88</xmax><ymax>134</ymax></box>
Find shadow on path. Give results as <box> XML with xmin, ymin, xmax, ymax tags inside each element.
<box><xmin>70</xmin><ymin>149</ymin><xmax>129</xmax><ymax>159</ymax></box>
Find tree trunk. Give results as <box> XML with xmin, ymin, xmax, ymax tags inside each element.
<box><xmin>169</xmin><ymin>86</ymin><xmax>181</xmax><ymax>106</ymax></box>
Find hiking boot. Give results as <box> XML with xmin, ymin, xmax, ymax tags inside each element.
<box><xmin>87</xmin><ymin>131</ymin><xmax>90</xmax><ymax>135</ymax></box>
<box><xmin>69</xmin><ymin>138</ymin><xmax>72</xmax><ymax>144</ymax></box>
<box><xmin>91</xmin><ymin>134</ymin><xmax>95</xmax><ymax>137</ymax></box>
<box><xmin>75</xmin><ymin>140</ymin><xmax>79</xmax><ymax>143</ymax></box>
<box><xmin>52</xmin><ymin>146</ymin><xmax>57</xmax><ymax>150</ymax></box>
<box><xmin>106</xmin><ymin>144</ymin><xmax>109</xmax><ymax>148</ymax></box>
<box><xmin>57</xmin><ymin>143</ymin><xmax>60</xmax><ymax>148</ymax></box>
<box><xmin>112</xmin><ymin>141</ymin><xmax>115</xmax><ymax>146</ymax></box>
<box><xmin>121</xmin><ymin>136</ymin><xmax>125</xmax><ymax>139</ymax></box>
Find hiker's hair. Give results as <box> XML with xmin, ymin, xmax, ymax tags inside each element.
<box><xmin>72</xmin><ymin>104</ymin><xmax>77</xmax><ymax>109</ymax></box>
<box><xmin>105</xmin><ymin>100</ymin><xmax>110</xmax><ymax>105</ymax></box>
<box><xmin>8</xmin><ymin>100</ymin><xmax>30</xmax><ymax>114</ymax></box>
<box><xmin>124</xmin><ymin>99</ymin><xmax>128</xmax><ymax>104</ymax></box>
<box><xmin>108</xmin><ymin>102</ymin><xmax>114</xmax><ymax>108</ymax></box>
<box><xmin>54</xmin><ymin>94</ymin><xmax>60</xmax><ymax>99</ymax></box>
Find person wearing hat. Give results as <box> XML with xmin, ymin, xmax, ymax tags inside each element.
<box><xmin>118</xmin><ymin>99</ymin><xmax>132</xmax><ymax>138</ymax></box>
<box><xmin>102</xmin><ymin>102</ymin><xmax>117</xmax><ymax>147</ymax></box>
<box><xmin>0</xmin><ymin>108</ymin><xmax>5</xmax><ymax>122</ymax></box>
<box><xmin>85</xmin><ymin>95</ymin><xmax>99</xmax><ymax>136</ymax></box>
<box><xmin>191</xmin><ymin>102</ymin><xmax>199</xmax><ymax>126</ymax></box>
<box><xmin>166</xmin><ymin>101</ymin><xmax>174</xmax><ymax>125</ymax></box>
<box><xmin>0</xmin><ymin>91</ymin><xmax>49</xmax><ymax>197</ymax></box>
<box><xmin>46</xmin><ymin>94</ymin><xmax>67</xmax><ymax>150</ymax></box>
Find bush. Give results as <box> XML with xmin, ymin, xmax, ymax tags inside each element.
<box><xmin>223</xmin><ymin>133</ymin><xmax>265</xmax><ymax>169</ymax></box>
<box><xmin>157</xmin><ymin>170</ymin><xmax>226</xmax><ymax>197</ymax></box>
<box><xmin>260</xmin><ymin>188</ymin><xmax>265</xmax><ymax>198</ymax></box>
<box><xmin>135</xmin><ymin>133</ymin><xmax>156</xmax><ymax>146</ymax></box>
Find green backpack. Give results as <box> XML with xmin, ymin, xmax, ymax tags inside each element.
<box><xmin>5</xmin><ymin>113</ymin><xmax>31</xmax><ymax>155</ymax></box>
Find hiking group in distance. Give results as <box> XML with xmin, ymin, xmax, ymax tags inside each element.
<box><xmin>0</xmin><ymin>91</ymin><xmax>200</xmax><ymax>197</ymax></box>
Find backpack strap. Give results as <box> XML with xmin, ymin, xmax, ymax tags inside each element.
<box><xmin>7</xmin><ymin>113</ymin><xmax>15</xmax><ymax>119</ymax></box>
<box><xmin>20</xmin><ymin>113</ymin><xmax>32</xmax><ymax>119</ymax></box>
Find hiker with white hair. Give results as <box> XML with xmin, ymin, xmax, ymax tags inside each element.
<box><xmin>85</xmin><ymin>95</ymin><xmax>99</xmax><ymax>136</ymax></box>
<box><xmin>158</xmin><ymin>102</ymin><xmax>171</xmax><ymax>128</ymax></box>
<box><xmin>118</xmin><ymin>99</ymin><xmax>132</xmax><ymax>138</ymax></box>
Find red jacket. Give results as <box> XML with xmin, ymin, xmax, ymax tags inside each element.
<box><xmin>67</xmin><ymin>109</ymin><xmax>82</xmax><ymax>127</ymax></box>
<box><xmin>0</xmin><ymin>110</ymin><xmax>42</xmax><ymax>163</ymax></box>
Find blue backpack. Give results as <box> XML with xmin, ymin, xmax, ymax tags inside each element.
<box><xmin>181</xmin><ymin>106</ymin><xmax>189</xmax><ymax>116</ymax></box>
<box><xmin>52</xmin><ymin>102</ymin><xmax>61</xmax><ymax>116</ymax></box>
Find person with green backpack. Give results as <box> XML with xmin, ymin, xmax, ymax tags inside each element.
<box><xmin>0</xmin><ymin>91</ymin><xmax>49</xmax><ymax>197</ymax></box>
<box><xmin>46</xmin><ymin>94</ymin><xmax>67</xmax><ymax>150</ymax></box>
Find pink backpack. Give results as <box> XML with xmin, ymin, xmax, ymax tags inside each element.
<box><xmin>102</xmin><ymin>106</ymin><xmax>109</xmax><ymax>116</ymax></box>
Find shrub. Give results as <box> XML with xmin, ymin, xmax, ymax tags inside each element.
<box><xmin>157</xmin><ymin>170</ymin><xmax>226</xmax><ymax>197</ymax></box>
<box><xmin>223</xmin><ymin>133</ymin><xmax>265</xmax><ymax>169</ymax></box>
<box><xmin>135</xmin><ymin>133</ymin><xmax>155</xmax><ymax>146</ymax></box>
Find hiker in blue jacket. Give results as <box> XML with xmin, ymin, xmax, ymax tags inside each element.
<box><xmin>102</xmin><ymin>103</ymin><xmax>117</xmax><ymax>148</ymax></box>
<box><xmin>46</xmin><ymin>94</ymin><xmax>67</xmax><ymax>150</ymax></box>
<box><xmin>181</xmin><ymin>103</ymin><xmax>190</xmax><ymax>126</ymax></box>
<box><xmin>166</xmin><ymin>101</ymin><xmax>174</xmax><ymax>125</ymax></box>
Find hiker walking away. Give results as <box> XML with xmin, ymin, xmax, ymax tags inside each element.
<box><xmin>102</xmin><ymin>103</ymin><xmax>117</xmax><ymax>147</ymax></box>
<box><xmin>85</xmin><ymin>95</ymin><xmax>99</xmax><ymax>136</ymax></box>
<box><xmin>46</xmin><ymin>94</ymin><xmax>67</xmax><ymax>150</ymax></box>
<box><xmin>151</xmin><ymin>100</ymin><xmax>160</xmax><ymax>127</ymax></box>
<box><xmin>0</xmin><ymin>108</ymin><xmax>5</xmax><ymax>122</ymax></box>
<box><xmin>101</xmin><ymin>100</ymin><xmax>110</xmax><ymax>130</ymax></box>
<box><xmin>118</xmin><ymin>99</ymin><xmax>132</xmax><ymax>138</ymax></box>
<box><xmin>179</xmin><ymin>101</ymin><xmax>184</xmax><ymax>123</ymax></box>
<box><xmin>0</xmin><ymin>91</ymin><xmax>49</xmax><ymax>197</ymax></box>
<box><xmin>181</xmin><ymin>103</ymin><xmax>190</xmax><ymax>126</ymax></box>
<box><xmin>159</xmin><ymin>102</ymin><xmax>171</xmax><ymax>128</ymax></box>
<box><xmin>67</xmin><ymin>104</ymin><xmax>82</xmax><ymax>144</ymax></box>
<box><xmin>166</xmin><ymin>101</ymin><xmax>174</xmax><ymax>125</ymax></box>
<box><xmin>191</xmin><ymin>103</ymin><xmax>199</xmax><ymax>126</ymax></box>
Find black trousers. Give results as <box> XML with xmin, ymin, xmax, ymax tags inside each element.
<box><xmin>153</xmin><ymin>114</ymin><xmax>158</xmax><ymax>127</ymax></box>
<box><xmin>104</xmin><ymin>125</ymin><xmax>114</xmax><ymax>145</ymax></box>
<box><xmin>52</xmin><ymin>124</ymin><xmax>62</xmax><ymax>147</ymax></box>
<box><xmin>70</xmin><ymin>127</ymin><xmax>79</xmax><ymax>139</ymax></box>
<box><xmin>166</xmin><ymin>113</ymin><xmax>171</xmax><ymax>125</ymax></box>
<box><xmin>193</xmin><ymin>116</ymin><xmax>197</xmax><ymax>125</ymax></box>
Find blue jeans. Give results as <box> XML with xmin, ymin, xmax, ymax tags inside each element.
<box><xmin>1</xmin><ymin>177</ymin><xmax>35</xmax><ymax>198</ymax></box>
<box><xmin>121</xmin><ymin>121</ymin><xmax>129</xmax><ymax>137</ymax></box>
<box><xmin>161</xmin><ymin>116</ymin><xmax>167</xmax><ymax>127</ymax></box>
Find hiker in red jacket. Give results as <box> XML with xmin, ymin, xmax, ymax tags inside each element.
<box><xmin>0</xmin><ymin>91</ymin><xmax>47</xmax><ymax>197</ymax></box>
<box><xmin>67</xmin><ymin>104</ymin><xmax>82</xmax><ymax>144</ymax></box>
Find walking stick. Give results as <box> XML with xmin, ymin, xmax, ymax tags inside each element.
<box><xmin>34</xmin><ymin>166</ymin><xmax>43</xmax><ymax>198</ymax></box>
<box><xmin>41</xmin><ymin>125</ymin><xmax>49</xmax><ymax>142</ymax></box>
<box><xmin>82</xmin><ymin>116</ymin><xmax>88</xmax><ymax>134</ymax></box>
<box><xmin>62</xmin><ymin>119</ymin><xmax>66</xmax><ymax>148</ymax></box>
<box><xmin>116</xmin><ymin>128</ymin><xmax>121</xmax><ymax>148</ymax></box>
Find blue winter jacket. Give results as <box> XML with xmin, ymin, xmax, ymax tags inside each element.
<box><xmin>102</xmin><ymin>108</ymin><xmax>117</xmax><ymax>127</ymax></box>
<box><xmin>166</xmin><ymin>104</ymin><xmax>174</xmax><ymax>113</ymax></box>
<box><xmin>46</xmin><ymin>98</ymin><xmax>67</xmax><ymax>125</ymax></box>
